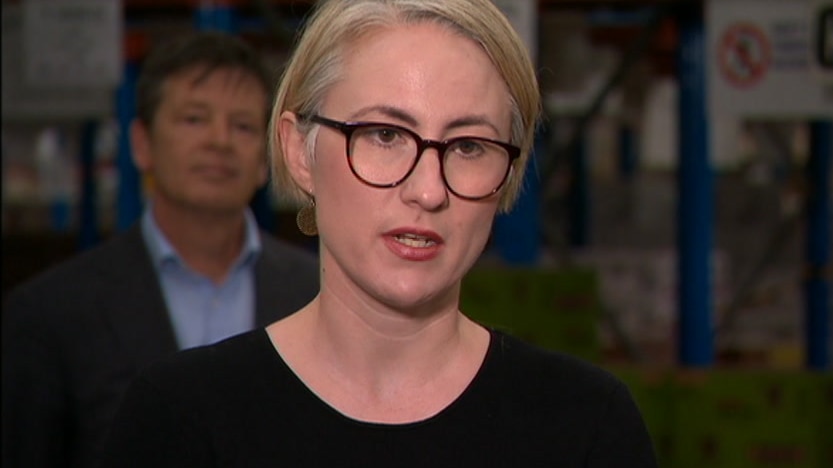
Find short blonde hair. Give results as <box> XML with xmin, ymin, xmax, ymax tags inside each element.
<box><xmin>269</xmin><ymin>0</ymin><xmax>541</xmax><ymax>212</ymax></box>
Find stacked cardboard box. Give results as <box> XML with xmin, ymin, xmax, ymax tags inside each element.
<box><xmin>667</xmin><ymin>370</ymin><xmax>827</xmax><ymax>468</ymax></box>
<box><xmin>460</xmin><ymin>267</ymin><xmax>600</xmax><ymax>362</ymax></box>
<box><xmin>606</xmin><ymin>368</ymin><xmax>832</xmax><ymax>468</ymax></box>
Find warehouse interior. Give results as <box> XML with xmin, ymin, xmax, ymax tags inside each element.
<box><xmin>2</xmin><ymin>0</ymin><xmax>831</xmax><ymax>466</ymax></box>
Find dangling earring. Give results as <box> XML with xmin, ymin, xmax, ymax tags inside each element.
<box><xmin>296</xmin><ymin>198</ymin><xmax>317</xmax><ymax>236</ymax></box>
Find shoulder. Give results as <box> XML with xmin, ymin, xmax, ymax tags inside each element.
<box><xmin>257</xmin><ymin>231</ymin><xmax>317</xmax><ymax>267</ymax></box>
<box><xmin>6</xmin><ymin>227</ymin><xmax>145</xmax><ymax>296</ymax></box>
<box><xmin>137</xmin><ymin>330</ymin><xmax>276</xmax><ymax>396</ymax></box>
<box><xmin>123</xmin><ymin>330</ymin><xmax>284</xmax><ymax>423</ymax></box>
<box><xmin>475</xmin><ymin>332</ymin><xmax>657</xmax><ymax>466</ymax></box>
<box><xmin>257</xmin><ymin>229</ymin><xmax>314</xmax><ymax>262</ymax></box>
<box><xmin>490</xmin><ymin>333</ymin><xmax>659</xmax><ymax>466</ymax></box>
<box><xmin>490</xmin><ymin>330</ymin><xmax>626</xmax><ymax>402</ymax></box>
<box><xmin>101</xmin><ymin>330</ymin><xmax>289</xmax><ymax>465</ymax></box>
<box><xmin>484</xmin><ymin>331</ymin><xmax>653</xmax><ymax>450</ymax></box>
<box><xmin>3</xmin><ymin>227</ymin><xmax>148</xmax><ymax>324</ymax></box>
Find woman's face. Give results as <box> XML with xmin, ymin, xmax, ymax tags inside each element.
<box><xmin>302</xmin><ymin>22</ymin><xmax>513</xmax><ymax>316</ymax></box>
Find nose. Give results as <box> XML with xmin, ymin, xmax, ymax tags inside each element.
<box><xmin>399</xmin><ymin>147</ymin><xmax>448</xmax><ymax>210</ymax></box>
<box><xmin>209</xmin><ymin>118</ymin><xmax>233</xmax><ymax>150</ymax></box>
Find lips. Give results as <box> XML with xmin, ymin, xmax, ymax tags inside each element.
<box><xmin>193</xmin><ymin>164</ymin><xmax>236</xmax><ymax>180</ymax></box>
<box><xmin>393</xmin><ymin>233</ymin><xmax>437</xmax><ymax>248</ymax></box>
<box><xmin>386</xmin><ymin>227</ymin><xmax>442</xmax><ymax>244</ymax></box>
<box><xmin>383</xmin><ymin>228</ymin><xmax>444</xmax><ymax>261</ymax></box>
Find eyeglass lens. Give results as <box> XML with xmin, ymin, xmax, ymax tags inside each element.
<box><xmin>348</xmin><ymin>124</ymin><xmax>511</xmax><ymax>199</ymax></box>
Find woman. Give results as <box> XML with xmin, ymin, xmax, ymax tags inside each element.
<box><xmin>99</xmin><ymin>0</ymin><xmax>658</xmax><ymax>466</ymax></box>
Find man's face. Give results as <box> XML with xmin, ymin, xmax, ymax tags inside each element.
<box><xmin>132</xmin><ymin>66</ymin><xmax>269</xmax><ymax>216</ymax></box>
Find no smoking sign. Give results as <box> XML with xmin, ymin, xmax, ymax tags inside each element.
<box><xmin>718</xmin><ymin>22</ymin><xmax>772</xmax><ymax>88</ymax></box>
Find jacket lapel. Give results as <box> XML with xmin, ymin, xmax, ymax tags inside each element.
<box><xmin>102</xmin><ymin>226</ymin><xmax>179</xmax><ymax>369</ymax></box>
<box><xmin>253</xmin><ymin>244</ymin><xmax>284</xmax><ymax>328</ymax></box>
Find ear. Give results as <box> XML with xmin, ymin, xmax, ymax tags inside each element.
<box><xmin>129</xmin><ymin>119</ymin><xmax>153</xmax><ymax>172</ymax></box>
<box><xmin>278</xmin><ymin>111</ymin><xmax>314</xmax><ymax>195</ymax></box>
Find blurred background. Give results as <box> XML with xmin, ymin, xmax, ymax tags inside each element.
<box><xmin>2</xmin><ymin>0</ymin><xmax>831</xmax><ymax>466</ymax></box>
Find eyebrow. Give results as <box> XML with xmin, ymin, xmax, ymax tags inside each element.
<box><xmin>348</xmin><ymin>105</ymin><xmax>501</xmax><ymax>136</ymax></box>
<box><xmin>179</xmin><ymin>101</ymin><xmax>263</xmax><ymax>120</ymax></box>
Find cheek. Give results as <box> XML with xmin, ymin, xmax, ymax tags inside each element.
<box><xmin>458</xmin><ymin>206</ymin><xmax>498</xmax><ymax>251</ymax></box>
<box><xmin>312</xmin><ymin>145</ymin><xmax>368</xmax><ymax>225</ymax></box>
<box><xmin>152</xmin><ymin>133</ymin><xmax>185</xmax><ymax>160</ymax></box>
<box><xmin>311</xmin><ymin>138</ymin><xmax>355</xmax><ymax>196</ymax></box>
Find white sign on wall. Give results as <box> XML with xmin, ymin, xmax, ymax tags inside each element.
<box><xmin>492</xmin><ymin>0</ymin><xmax>538</xmax><ymax>64</ymax></box>
<box><xmin>23</xmin><ymin>0</ymin><xmax>123</xmax><ymax>88</ymax></box>
<box><xmin>707</xmin><ymin>0</ymin><xmax>833</xmax><ymax>118</ymax></box>
<box><xmin>2</xmin><ymin>4</ymin><xmax>114</xmax><ymax>120</ymax></box>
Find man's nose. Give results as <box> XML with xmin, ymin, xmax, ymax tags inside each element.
<box><xmin>210</xmin><ymin>118</ymin><xmax>233</xmax><ymax>147</ymax></box>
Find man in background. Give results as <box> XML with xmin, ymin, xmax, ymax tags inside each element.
<box><xmin>2</xmin><ymin>31</ymin><xmax>319</xmax><ymax>468</ymax></box>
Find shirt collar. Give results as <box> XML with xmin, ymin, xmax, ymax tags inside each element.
<box><xmin>141</xmin><ymin>204</ymin><xmax>262</xmax><ymax>270</ymax></box>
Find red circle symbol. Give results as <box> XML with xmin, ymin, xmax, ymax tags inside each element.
<box><xmin>718</xmin><ymin>23</ymin><xmax>772</xmax><ymax>88</ymax></box>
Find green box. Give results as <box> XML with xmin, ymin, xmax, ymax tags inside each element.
<box><xmin>671</xmin><ymin>370</ymin><xmax>821</xmax><ymax>425</ymax></box>
<box><xmin>667</xmin><ymin>370</ymin><xmax>827</xmax><ymax>468</ymax></box>
<box><xmin>669</xmin><ymin>421</ymin><xmax>819</xmax><ymax>468</ymax></box>
<box><xmin>812</xmin><ymin>372</ymin><xmax>833</xmax><ymax>468</ymax></box>
<box><xmin>460</xmin><ymin>267</ymin><xmax>600</xmax><ymax>361</ymax></box>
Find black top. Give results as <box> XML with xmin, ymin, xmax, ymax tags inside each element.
<box><xmin>99</xmin><ymin>328</ymin><xmax>657</xmax><ymax>467</ymax></box>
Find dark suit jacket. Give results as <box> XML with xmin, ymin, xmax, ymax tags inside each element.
<box><xmin>1</xmin><ymin>225</ymin><xmax>319</xmax><ymax>468</ymax></box>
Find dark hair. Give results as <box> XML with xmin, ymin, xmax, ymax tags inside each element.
<box><xmin>136</xmin><ymin>31</ymin><xmax>273</xmax><ymax>125</ymax></box>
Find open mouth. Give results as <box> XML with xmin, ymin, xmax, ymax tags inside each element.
<box><xmin>393</xmin><ymin>233</ymin><xmax>437</xmax><ymax>248</ymax></box>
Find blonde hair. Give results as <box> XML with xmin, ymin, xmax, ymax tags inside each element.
<box><xmin>268</xmin><ymin>0</ymin><xmax>541</xmax><ymax>212</ymax></box>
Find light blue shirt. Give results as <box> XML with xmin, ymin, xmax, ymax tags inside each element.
<box><xmin>141</xmin><ymin>206</ymin><xmax>261</xmax><ymax>350</ymax></box>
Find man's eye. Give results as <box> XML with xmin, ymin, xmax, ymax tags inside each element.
<box><xmin>234</xmin><ymin>123</ymin><xmax>257</xmax><ymax>133</ymax></box>
<box><xmin>183</xmin><ymin>115</ymin><xmax>206</xmax><ymax>124</ymax></box>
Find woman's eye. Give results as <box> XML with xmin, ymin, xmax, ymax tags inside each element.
<box><xmin>359</xmin><ymin>126</ymin><xmax>404</xmax><ymax>145</ymax></box>
<box><xmin>374</xmin><ymin>127</ymin><xmax>400</xmax><ymax>143</ymax></box>
<box><xmin>455</xmin><ymin>139</ymin><xmax>484</xmax><ymax>155</ymax></box>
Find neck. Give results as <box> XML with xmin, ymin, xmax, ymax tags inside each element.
<box><xmin>292</xmin><ymin>292</ymin><xmax>488</xmax><ymax>422</ymax></box>
<box><xmin>267</xmin><ymin>277</ymin><xmax>490</xmax><ymax>423</ymax></box>
<box><xmin>309</xmin><ymin>276</ymin><xmax>480</xmax><ymax>384</ymax></box>
<box><xmin>151</xmin><ymin>201</ymin><xmax>249</xmax><ymax>284</ymax></box>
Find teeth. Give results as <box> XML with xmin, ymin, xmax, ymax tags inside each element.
<box><xmin>394</xmin><ymin>234</ymin><xmax>435</xmax><ymax>248</ymax></box>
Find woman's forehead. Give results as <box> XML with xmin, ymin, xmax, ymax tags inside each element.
<box><xmin>323</xmin><ymin>24</ymin><xmax>511</xmax><ymax>122</ymax></box>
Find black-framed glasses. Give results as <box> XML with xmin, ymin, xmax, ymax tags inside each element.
<box><xmin>300</xmin><ymin>114</ymin><xmax>520</xmax><ymax>200</ymax></box>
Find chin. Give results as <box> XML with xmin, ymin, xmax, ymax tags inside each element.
<box><xmin>380</xmin><ymin>283</ymin><xmax>453</xmax><ymax>314</ymax></box>
<box><xmin>203</xmin><ymin>191</ymin><xmax>253</xmax><ymax>205</ymax></box>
